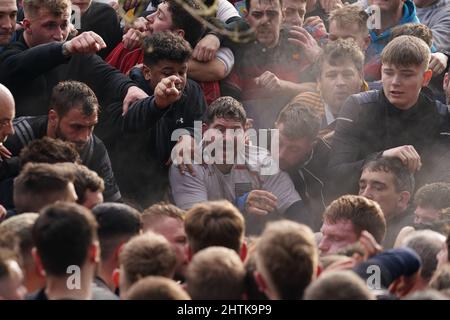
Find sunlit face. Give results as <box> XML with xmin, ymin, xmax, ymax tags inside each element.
<box><xmin>319</xmin><ymin>59</ymin><xmax>363</xmax><ymax>116</ymax></box>
<box><xmin>328</xmin><ymin>20</ymin><xmax>370</xmax><ymax>52</ymax></box>
<box><xmin>70</xmin><ymin>0</ymin><xmax>92</xmax><ymax>14</ymax></box>
<box><xmin>319</xmin><ymin>219</ymin><xmax>359</xmax><ymax>256</ymax></box>
<box><xmin>145</xmin><ymin>1</ymin><xmax>173</xmax><ymax>36</ymax></box>
<box><xmin>0</xmin><ymin>0</ymin><xmax>17</xmax><ymax>46</ymax></box>
<box><xmin>359</xmin><ymin>169</ymin><xmax>406</xmax><ymax>220</ymax></box>
<box><xmin>276</xmin><ymin>122</ymin><xmax>314</xmax><ymax>170</ymax></box>
<box><xmin>24</xmin><ymin>7</ymin><xmax>71</xmax><ymax>47</ymax></box>
<box><xmin>381</xmin><ymin>63</ymin><xmax>431</xmax><ymax>110</ymax></box>
<box><xmin>0</xmin><ymin>260</ymin><xmax>27</xmax><ymax>300</ymax></box>
<box><xmin>52</xmin><ymin>107</ymin><xmax>98</xmax><ymax>152</ymax></box>
<box><xmin>0</xmin><ymin>92</ymin><xmax>15</xmax><ymax>143</ymax></box>
<box><xmin>282</xmin><ymin>0</ymin><xmax>306</xmax><ymax>27</ymax></box>
<box><xmin>143</xmin><ymin>59</ymin><xmax>187</xmax><ymax>94</ymax></box>
<box><xmin>246</xmin><ymin>0</ymin><xmax>283</xmax><ymax>48</ymax></box>
<box><xmin>414</xmin><ymin>206</ymin><xmax>441</xmax><ymax>225</ymax></box>
<box><xmin>144</xmin><ymin>216</ymin><xmax>188</xmax><ymax>279</ymax></box>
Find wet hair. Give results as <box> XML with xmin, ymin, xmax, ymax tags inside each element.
<box><xmin>50</xmin><ymin>81</ymin><xmax>99</xmax><ymax>117</ymax></box>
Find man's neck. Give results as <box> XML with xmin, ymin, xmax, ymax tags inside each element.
<box><xmin>23</xmin><ymin>32</ymin><xmax>33</xmax><ymax>48</ymax></box>
<box><xmin>98</xmin><ymin>263</ymin><xmax>116</xmax><ymax>292</ymax></box>
<box><xmin>45</xmin><ymin>272</ymin><xmax>93</xmax><ymax>300</ymax></box>
<box><xmin>378</xmin><ymin>5</ymin><xmax>404</xmax><ymax>34</ymax></box>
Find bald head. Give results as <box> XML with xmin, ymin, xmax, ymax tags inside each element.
<box><xmin>0</xmin><ymin>84</ymin><xmax>15</xmax><ymax>143</ymax></box>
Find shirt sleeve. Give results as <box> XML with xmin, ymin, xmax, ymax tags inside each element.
<box><xmin>262</xmin><ymin>170</ymin><xmax>302</xmax><ymax>214</ymax></box>
<box><xmin>169</xmin><ymin>165</ymin><xmax>208</xmax><ymax>210</ymax></box>
<box><xmin>215</xmin><ymin>47</ymin><xmax>235</xmax><ymax>77</ymax></box>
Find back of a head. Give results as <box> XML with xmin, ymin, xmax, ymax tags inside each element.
<box><xmin>0</xmin><ymin>213</ymin><xmax>39</xmax><ymax>267</ymax></box>
<box><xmin>256</xmin><ymin>221</ymin><xmax>318</xmax><ymax>299</ymax></box>
<box><xmin>414</xmin><ymin>183</ymin><xmax>450</xmax><ymax>212</ymax></box>
<box><xmin>19</xmin><ymin>137</ymin><xmax>81</xmax><ymax>166</ymax></box>
<box><xmin>143</xmin><ymin>31</ymin><xmax>192</xmax><ymax>67</ymax></box>
<box><xmin>323</xmin><ymin>195</ymin><xmax>387</xmax><ymax>244</ymax></box>
<box><xmin>13</xmin><ymin>162</ymin><xmax>76</xmax><ymax>214</ymax></box>
<box><xmin>381</xmin><ymin>35</ymin><xmax>431</xmax><ymax>71</ymax></box>
<box><xmin>185</xmin><ymin>200</ymin><xmax>245</xmax><ymax>254</ymax></box>
<box><xmin>73</xmin><ymin>164</ymin><xmax>105</xmax><ymax>206</ymax></box>
<box><xmin>50</xmin><ymin>80</ymin><xmax>99</xmax><ymax>117</ymax></box>
<box><xmin>329</xmin><ymin>4</ymin><xmax>369</xmax><ymax>34</ymax></box>
<box><xmin>92</xmin><ymin>203</ymin><xmax>142</xmax><ymax>262</ymax></box>
<box><xmin>390</xmin><ymin>23</ymin><xmax>433</xmax><ymax>49</ymax></box>
<box><xmin>304</xmin><ymin>270</ymin><xmax>375</xmax><ymax>300</ymax></box>
<box><xmin>186</xmin><ymin>246</ymin><xmax>245</xmax><ymax>300</ymax></box>
<box><xmin>166</xmin><ymin>0</ymin><xmax>205</xmax><ymax>48</ymax></box>
<box><xmin>32</xmin><ymin>202</ymin><xmax>98</xmax><ymax>276</ymax></box>
<box><xmin>119</xmin><ymin>232</ymin><xmax>176</xmax><ymax>290</ymax></box>
<box><xmin>276</xmin><ymin>103</ymin><xmax>321</xmax><ymax>140</ymax></box>
<box><xmin>403</xmin><ymin>289</ymin><xmax>448</xmax><ymax>300</ymax></box>
<box><xmin>403</xmin><ymin>230</ymin><xmax>446</xmax><ymax>281</ymax></box>
<box><xmin>430</xmin><ymin>263</ymin><xmax>450</xmax><ymax>291</ymax></box>
<box><xmin>124</xmin><ymin>276</ymin><xmax>190</xmax><ymax>300</ymax></box>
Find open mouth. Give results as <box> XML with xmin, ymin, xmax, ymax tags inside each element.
<box><xmin>390</xmin><ymin>90</ymin><xmax>404</xmax><ymax>97</ymax></box>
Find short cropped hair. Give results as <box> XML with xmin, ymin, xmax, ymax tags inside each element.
<box><xmin>205</xmin><ymin>96</ymin><xmax>247</xmax><ymax>127</ymax></box>
<box><xmin>143</xmin><ymin>31</ymin><xmax>192</xmax><ymax>67</ymax></box>
<box><xmin>142</xmin><ymin>202</ymin><xmax>185</xmax><ymax>231</ymax></box>
<box><xmin>381</xmin><ymin>35</ymin><xmax>431</xmax><ymax>71</ymax></box>
<box><xmin>24</xmin><ymin>0</ymin><xmax>71</xmax><ymax>18</ymax></box>
<box><xmin>391</xmin><ymin>23</ymin><xmax>433</xmax><ymax>48</ymax></box>
<box><xmin>256</xmin><ymin>221</ymin><xmax>318</xmax><ymax>299</ymax></box>
<box><xmin>276</xmin><ymin>102</ymin><xmax>321</xmax><ymax>140</ymax></box>
<box><xmin>329</xmin><ymin>5</ymin><xmax>369</xmax><ymax>35</ymax></box>
<box><xmin>73</xmin><ymin>164</ymin><xmax>105</xmax><ymax>204</ymax></box>
<box><xmin>19</xmin><ymin>137</ymin><xmax>80</xmax><ymax>166</ymax></box>
<box><xmin>362</xmin><ymin>157</ymin><xmax>415</xmax><ymax>194</ymax></box>
<box><xmin>414</xmin><ymin>183</ymin><xmax>450</xmax><ymax>211</ymax></box>
<box><xmin>50</xmin><ymin>81</ymin><xmax>99</xmax><ymax>117</ymax></box>
<box><xmin>304</xmin><ymin>270</ymin><xmax>375</xmax><ymax>300</ymax></box>
<box><xmin>184</xmin><ymin>200</ymin><xmax>245</xmax><ymax>254</ymax></box>
<box><xmin>323</xmin><ymin>195</ymin><xmax>387</xmax><ymax>244</ymax></box>
<box><xmin>119</xmin><ymin>232</ymin><xmax>177</xmax><ymax>288</ymax></box>
<box><xmin>32</xmin><ymin>202</ymin><xmax>98</xmax><ymax>276</ymax></box>
<box><xmin>124</xmin><ymin>276</ymin><xmax>190</xmax><ymax>300</ymax></box>
<box><xmin>186</xmin><ymin>246</ymin><xmax>246</xmax><ymax>299</ymax></box>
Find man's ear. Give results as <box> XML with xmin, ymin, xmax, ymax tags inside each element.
<box><xmin>142</xmin><ymin>65</ymin><xmax>152</xmax><ymax>81</ymax></box>
<box><xmin>89</xmin><ymin>242</ymin><xmax>100</xmax><ymax>264</ymax></box>
<box><xmin>112</xmin><ymin>268</ymin><xmax>120</xmax><ymax>290</ymax></box>
<box><xmin>48</xmin><ymin>109</ymin><xmax>58</xmax><ymax>125</ymax></box>
<box><xmin>186</xmin><ymin>244</ymin><xmax>193</xmax><ymax>263</ymax></box>
<box><xmin>253</xmin><ymin>270</ymin><xmax>267</xmax><ymax>294</ymax></box>
<box><xmin>422</xmin><ymin>69</ymin><xmax>433</xmax><ymax>87</ymax></box>
<box><xmin>22</xmin><ymin>18</ymin><xmax>32</xmax><ymax>34</ymax></box>
<box><xmin>174</xmin><ymin>29</ymin><xmax>185</xmax><ymax>40</ymax></box>
<box><xmin>31</xmin><ymin>247</ymin><xmax>46</xmax><ymax>278</ymax></box>
<box><xmin>239</xmin><ymin>241</ymin><xmax>248</xmax><ymax>262</ymax></box>
<box><xmin>398</xmin><ymin>191</ymin><xmax>411</xmax><ymax>209</ymax></box>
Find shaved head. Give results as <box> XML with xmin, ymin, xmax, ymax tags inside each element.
<box><xmin>0</xmin><ymin>84</ymin><xmax>15</xmax><ymax>143</ymax></box>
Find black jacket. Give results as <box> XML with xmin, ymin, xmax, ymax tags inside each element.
<box><xmin>0</xmin><ymin>31</ymin><xmax>134</xmax><ymax>117</ymax></box>
<box><xmin>1</xmin><ymin>116</ymin><xmax>121</xmax><ymax>203</ymax></box>
<box><xmin>328</xmin><ymin>89</ymin><xmax>450</xmax><ymax>196</ymax></box>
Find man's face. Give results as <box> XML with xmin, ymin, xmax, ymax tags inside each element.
<box><xmin>319</xmin><ymin>219</ymin><xmax>359</xmax><ymax>256</ymax></box>
<box><xmin>144</xmin><ymin>59</ymin><xmax>187</xmax><ymax>94</ymax></box>
<box><xmin>70</xmin><ymin>0</ymin><xmax>92</xmax><ymax>14</ymax></box>
<box><xmin>276</xmin><ymin>122</ymin><xmax>314</xmax><ymax>170</ymax></box>
<box><xmin>53</xmin><ymin>107</ymin><xmax>97</xmax><ymax>151</ymax></box>
<box><xmin>0</xmin><ymin>0</ymin><xmax>17</xmax><ymax>46</ymax></box>
<box><xmin>246</xmin><ymin>0</ymin><xmax>283</xmax><ymax>48</ymax></box>
<box><xmin>24</xmin><ymin>7</ymin><xmax>71</xmax><ymax>47</ymax></box>
<box><xmin>319</xmin><ymin>59</ymin><xmax>363</xmax><ymax>116</ymax></box>
<box><xmin>144</xmin><ymin>216</ymin><xmax>188</xmax><ymax>279</ymax></box>
<box><xmin>381</xmin><ymin>63</ymin><xmax>430</xmax><ymax>110</ymax></box>
<box><xmin>207</xmin><ymin>117</ymin><xmax>245</xmax><ymax>164</ymax></box>
<box><xmin>145</xmin><ymin>1</ymin><xmax>173</xmax><ymax>36</ymax></box>
<box><xmin>369</xmin><ymin>0</ymin><xmax>403</xmax><ymax>13</ymax></box>
<box><xmin>0</xmin><ymin>260</ymin><xmax>27</xmax><ymax>300</ymax></box>
<box><xmin>414</xmin><ymin>206</ymin><xmax>441</xmax><ymax>225</ymax></box>
<box><xmin>81</xmin><ymin>189</ymin><xmax>103</xmax><ymax>209</ymax></box>
<box><xmin>328</xmin><ymin>20</ymin><xmax>370</xmax><ymax>52</ymax></box>
<box><xmin>282</xmin><ymin>0</ymin><xmax>306</xmax><ymax>27</ymax></box>
<box><xmin>0</xmin><ymin>94</ymin><xmax>15</xmax><ymax>143</ymax></box>
<box><xmin>359</xmin><ymin>169</ymin><xmax>406</xmax><ymax>220</ymax></box>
